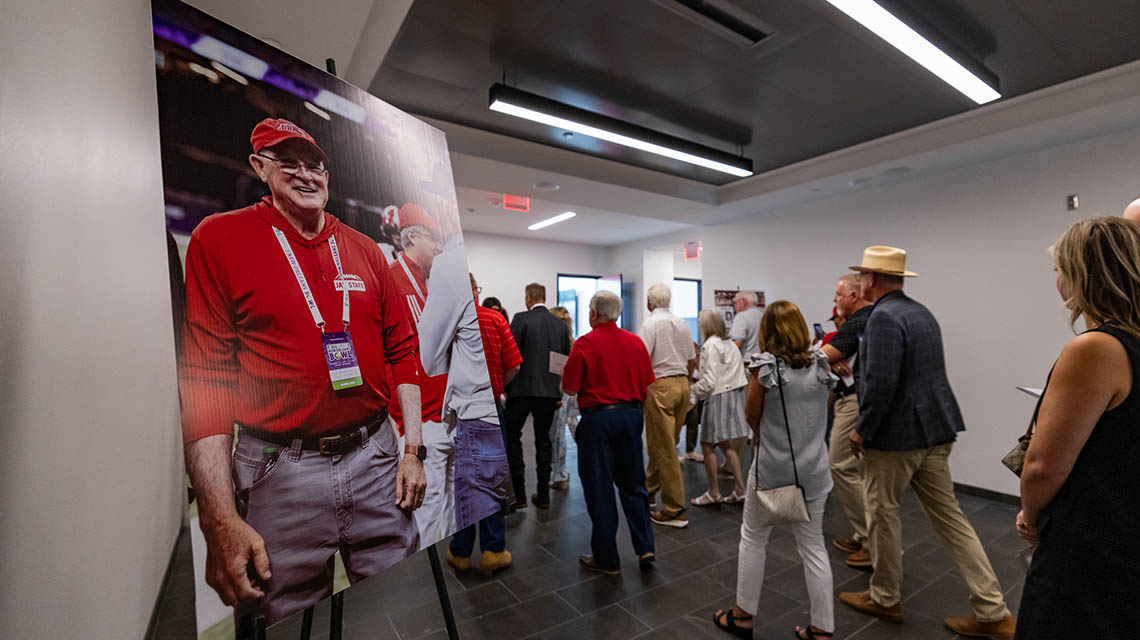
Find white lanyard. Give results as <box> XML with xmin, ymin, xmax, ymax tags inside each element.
<box><xmin>273</xmin><ymin>227</ymin><xmax>350</xmax><ymax>331</ymax></box>
<box><xmin>397</xmin><ymin>253</ymin><xmax>426</xmax><ymax>302</ymax></box>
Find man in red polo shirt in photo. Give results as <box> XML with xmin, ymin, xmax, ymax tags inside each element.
<box><xmin>560</xmin><ymin>290</ymin><xmax>656</xmax><ymax>575</ymax></box>
<box><xmin>179</xmin><ymin>118</ymin><xmax>426</xmax><ymax>625</ymax></box>
<box><xmin>386</xmin><ymin>202</ymin><xmax>454</xmax><ymax>546</ymax></box>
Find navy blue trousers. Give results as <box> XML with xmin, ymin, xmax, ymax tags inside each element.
<box><xmin>577</xmin><ymin>405</ymin><xmax>654</xmax><ymax>570</ymax></box>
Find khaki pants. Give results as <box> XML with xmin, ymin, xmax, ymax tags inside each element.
<box><xmin>644</xmin><ymin>376</ymin><xmax>690</xmax><ymax>516</ymax></box>
<box><xmin>829</xmin><ymin>394</ymin><xmax>867</xmax><ymax>544</ymax></box>
<box><xmin>863</xmin><ymin>444</ymin><xmax>1009</xmax><ymax>622</ymax></box>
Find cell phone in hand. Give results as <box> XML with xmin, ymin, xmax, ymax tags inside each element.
<box><xmin>813</xmin><ymin>323</ymin><xmax>825</xmax><ymax>341</ymax></box>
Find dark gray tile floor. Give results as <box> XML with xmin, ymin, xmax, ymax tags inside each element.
<box><xmin>151</xmin><ymin>427</ymin><xmax>1026</xmax><ymax>640</ymax></box>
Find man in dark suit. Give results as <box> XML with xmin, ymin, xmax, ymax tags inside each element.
<box><xmin>505</xmin><ymin>283</ymin><xmax>572</xmax><ymax>510</ymax></box>
<box><xmin>838</xmin><ymin>247</ymin><xmax>1015</xmax><ymax>640</ymax></box>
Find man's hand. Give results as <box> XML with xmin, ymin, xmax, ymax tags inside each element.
<box><xmin>395</xmin><ymin>455</ymin><xmax>427</xmax><ymax>510</ymax></box>
<box><xmin>202</xmin><ymin>516</ymin><xmax>271</xmax><ymax>607</ymax></box>
<box><xmin>849</xmin><ymin>431</ymin><xmax>865</xmax><ymax>459</ymax></box>
<box><xmin>831</xmin><ymin>360</ymin><xmax>853</xmax><ymax>378</ymax></box>
<box><xmin>1016</xmin><ymin>510</ymin><xmax>1038</xmax><ymax>546</ymax></box>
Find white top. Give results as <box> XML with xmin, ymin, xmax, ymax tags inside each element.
<box><xmin>416</xmin><ymin>236</ymin><xmax>498</xmax><ymax>424</ymax></box>
<box><xmin>690</xmin><ymin>336</ymin><xmax>748</xmax><ymax>403</ymax></box>
<box><xmin>730</xmin><ymin>305</ymin><xmax>763</xmax><ymax>362</ymax></box>
<box><xmin>639</xmin><ymin>307</ymin><xmax>696</xmax><ymax>378</ymax></box>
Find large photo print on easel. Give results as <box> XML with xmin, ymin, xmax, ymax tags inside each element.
<box><xmin>153</xmin><ymin>0</ymin><xmax>509</xmax><ymax>634</ymax></box>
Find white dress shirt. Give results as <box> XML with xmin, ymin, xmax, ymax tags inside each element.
<box><xmin>416</xmin><ymin>236</ymin><xmax>499</xmax><ymax>424</ymax></box>
<box><xmin>639</xmin><ymin>307</ymin><xmax>696</xmax><ymax>378</ymax></box>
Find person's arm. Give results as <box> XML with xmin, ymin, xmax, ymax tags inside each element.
<box><xmin>852</xmin><ymin>313</ymin><xmax>904</xmax><ymax>449</ymax></box>
<box><xmin>821</xmin><ymin>343</ymin><xmax>843</xmax><ymax>363</ymax></box>
<box><xmin>560</xmin><ymin>343</ymin><xmax>585</xmax><ymax>397</ymax></box>
<box><xmin>503</xmin><ymin>365</ymin><xmax>520</xmax><ymax>388</ymax></box>
<box><xmin>1018</xmin><ymin>332</ymin><xmax>1129</xmax><ymax>541</ymax></box>
<box><xmin>394</xmin><ymin>383</ymin><xmax>426</xmax><ymax>510</ymax></box>
<box><xmin>730</xmin><ymin>313</ymin><xmax>746</xmax><ymax>351</ymax></box>
<box><xmin>690</xmin><ymin>343</ymin><xmax>717</xmax><ymax>401</ymax></box>
<box><xmin>639</xmin><ymin>319</ymin><xmax>656</xmax><ymax>357</ymax></box>
<box><xmin>415</xmin><ymin>255</ymin><xmax>465</xmax><ymax>376</ymax></box>
<box><xmin>744</xmin><ymin>368</ymin><xmax>767</xmax><ymax>436</ymax></box>
<box><xmin>185</xmin><ymin>434</ymin><xmax>269</xmax><ymax>607</ymax></box>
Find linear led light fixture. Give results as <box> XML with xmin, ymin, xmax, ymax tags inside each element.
<box><xmin>489</xmin><ymin>84</ymin><xmax>752</xmax><ymax>178</ymax></box>
<box><xmin>823</xmin><ymin>0</ymin><xmax>999</xmax><ymax>105</ymax></box>
<box><xmin>528</xmin><ymin>211</ymin><xmax>576</xmax><ymax>231</ymax></box>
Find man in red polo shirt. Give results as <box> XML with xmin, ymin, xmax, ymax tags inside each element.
<box><xmin>560</xmin><ymin>290</ymin><xmax>656</xmax><ymax>575</ymax></box>
<box><xmin>387</xmin><ymin>202</ymin><xmax>454</xmax><ymax>546</ymax></box>
<box><xmin>179</xmin><ymin>118</ymin><xmax>426</xmax><ymax>625</ymax></box>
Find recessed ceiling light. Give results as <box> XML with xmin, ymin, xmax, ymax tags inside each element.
<box><xmin>528</xmin><ymin>211</ymin><xmax>577</xmax><ymax>231</ymax></box>
<box><xmin>489</xmin><ymin>84</ymin><xmax>753</xmax><ymax>178</ymax></box>
<box><xmin>533</xmin><ymin>181</ymin><xmax>560</xmax><ymax>191</ymax></box>
<box><xmin>823</xmin><ymin>0</ymin><xmax>1000</xmax><ymax>105</ymax></box>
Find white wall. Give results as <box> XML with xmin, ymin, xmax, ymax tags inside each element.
<box><xmin>693</xmin><ymin>124</ymin><xmax>1140</xmax><ymax>495</ymax></box>
<box><xmin>463</xmin><ymin>232</ymin><xmax>609</xmax><ymax>318</ymax></box>
<box><xmin>0</xmin><ymin>1</ymin><xmax>184</xmax><ymax>637</ymax></box>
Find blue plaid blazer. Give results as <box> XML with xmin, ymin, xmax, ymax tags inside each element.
<box><xmin>856</xmin><ymin>290</ymin><xmax>966</xmax><ymax>451</ymax></box>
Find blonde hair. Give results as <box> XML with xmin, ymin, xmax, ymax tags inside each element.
<box><xmin>647</xmin><ymin>283</ymin><xmax>671</xmax><ymax>309</ymax></box>
<box><xmin>549</xmin><ymin>306</ymin><xmax>575</xmax><ymax>345</ymax></box>
<box><xmin>697</xmin><ymin>308</ymin><xmax>728</xmax><ymax>341</ymax></box>
<box><xmin>759</xmin><ymin>300</ymin><xmax>814</xmax><ymax>369</ymax></box>
<box><xmin>1051</xmin><ymin>216</ymin><xmax>1140</xmax><ymax>337</ymax></box>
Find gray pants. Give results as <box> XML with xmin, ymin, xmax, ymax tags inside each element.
<box><xmin>233</xmin><ymin>422</ymin><xmax>418</xmax><ymax>624</ymax></box>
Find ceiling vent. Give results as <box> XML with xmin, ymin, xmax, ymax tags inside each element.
<box><xmin>651</xmin><ymin>0</ymin><xmax>774</xmax><ymax>47</ymax></box>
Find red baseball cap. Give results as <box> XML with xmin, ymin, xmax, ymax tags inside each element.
<box><xmin>250</xmin><ymin>118</ymin><xmax>327</xmax><ymax>161</ymax></box>
<box><xmin>397</xmin><ymin>203</ymin><xmax>441</xmax><ymax>231</ymax></box>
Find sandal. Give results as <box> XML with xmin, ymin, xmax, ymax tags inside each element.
<box><xmin>713</xmin><ymin>608</ymin><xmax>753</xmax><ymax>638</ymax></box>
<box><xmin>793</xmin><ymin>625</ymin><xmax>834</xmax><ymax>639</ymax></box>
<box><xmin>691</xmin><ymin>491</ymin><xmax>722</xmax><ymax>506</ymax></box>
<box><xmin>722</xmin><ymin>490</ymin><xmax>747</xmax><ymax>504</ymax></box>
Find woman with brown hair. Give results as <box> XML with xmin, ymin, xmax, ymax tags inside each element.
<box><xmin>713</xmin><ymin>301</ymin><xmax>836</xmax><ymax>639</ymax></box>
<box><xmin>1015</xmin><ymin>216</ymin><xmax>1140</xmax><ymax>640</ymax></box>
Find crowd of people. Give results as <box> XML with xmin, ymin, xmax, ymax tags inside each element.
<box><xmin>452</xmin><ymin>211</ymin><xmax>1140</xmax><ymax>640</ymax></box>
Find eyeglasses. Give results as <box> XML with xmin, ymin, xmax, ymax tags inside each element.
<box><xmin>256</xmin><ymin>153</ymin><xmax>327</xmax><ymax>176</ymax></box>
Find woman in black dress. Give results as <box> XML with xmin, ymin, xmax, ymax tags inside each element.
<box><xmin>1016</xmin><ymin>216</ymin><xmax>1140</xmax><ymax>639</ymax></box>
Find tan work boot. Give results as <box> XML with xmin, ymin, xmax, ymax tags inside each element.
<box><xmin>944</xmin><ymin>613</ymin><xmax>1016</xmax><ymax>639</ymax></box>
<box><xmin>445</xmin><ymin>550</ymin><xmax>470</xmax><ymax>572</ymax></box>
<box><xmin>839</xmin><ymin>591</ymin><xmax>903</xmax><ymax>623</ymax></box>
<box><xmin>833</xmin><ymin>537</ymin><xmax>862</xmax><ymax>553</ymax></box>
<box><xmin>846</xmin><ymin>548</ymin><xmax>872</xmax><ymax>568</ymax></box>
<box><xmin>480</xmin><ymin>549</ymin><xmax>512</xmax><ymax>573</ymax></box>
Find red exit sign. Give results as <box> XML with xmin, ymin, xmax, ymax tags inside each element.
<box><xmin>503</xmin><ymin>194</ymin><xmax>530</xmax><ymax>212</ymax></box>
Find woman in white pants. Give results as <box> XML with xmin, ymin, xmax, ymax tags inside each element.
<box><xmin>712</xmin><ymin>300</ymin><xmax>837</xmax><ymax>640</ymax></box>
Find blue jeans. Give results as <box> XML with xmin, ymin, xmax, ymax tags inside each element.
<box><xmin>450</xmin><ymin>408</ymin><xmax>509</xmax><ymax>556</ymax></box>
<box><xmin>577</xmin><ymin>405</ymin><xmax>654</xmax><ymax>570</ymax></box>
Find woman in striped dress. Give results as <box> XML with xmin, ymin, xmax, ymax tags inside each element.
<box><xmin>689</xmin><ymin>309</ymin><xmax>749</xmax><ymax>505</ymax></box>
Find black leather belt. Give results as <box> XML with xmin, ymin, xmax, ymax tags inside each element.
<box><xmin>580</xmin><ymin>402</ymin><xmax>641</xmax><ymax>416</ymax></box>
<box><xmin>239</xmin><ymin>410</ymin><xmax>387</xmax><ymax>456</ymax></box>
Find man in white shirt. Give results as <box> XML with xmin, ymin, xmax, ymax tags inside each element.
<box><xmin>640</xmin><ymin>283</ymin><xmax>697</xmax><ymax>528</ymax></box>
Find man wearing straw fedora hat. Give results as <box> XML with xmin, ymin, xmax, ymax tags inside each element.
<box><xmin>838</xmin><ymin>246</ymin><xmax>1016</xmax><ymax>639</ymax></box>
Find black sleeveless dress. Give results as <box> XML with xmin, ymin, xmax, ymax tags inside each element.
<box><xmin>1016</xmin><ymin>325</ymin><xmax>1140</xmax><ymax>639</ymax></box>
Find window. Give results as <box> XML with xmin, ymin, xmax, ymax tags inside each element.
<box><xmin>557</xmin><ymin>274</ymin><xmax>622</xmax><ymax>338</ymax></box>
<box><xmin>673</xmin><ymin>278</ymin><xmax>702</xmax><ymax>343</ymax></box>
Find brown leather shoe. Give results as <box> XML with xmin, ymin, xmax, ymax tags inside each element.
<box><xmin>845</xmin><ymin>548</ymin><xmax>872</xmax><ymax>568</ymax></box>
<box><xmin>944</xmin><ymin>614</ymin><xmax>1016</xmax><ymax>639</ymax></box>
<box><xmin>833</xmin><ymin>537</ymin><xmax>863</xmax><ymax>553</ymax></box>
<box><xmin>839</xmin><ymin>591</ymin><xmax>903</xmax><ymax>623</ymax></box>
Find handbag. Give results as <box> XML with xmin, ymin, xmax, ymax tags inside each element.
<box><xmin>1002</xmin><ymin>364</ymin><xmax>1054</xmax><ymax>477</ymax></box>
<box><xmin>753</xmin><ymin>358</ymin><xmax>811</xmax><ymax>525</ymax></box>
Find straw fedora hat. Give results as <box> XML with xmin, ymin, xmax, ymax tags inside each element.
<box><xmin>849</xmin><ymin>245</ymin><xmax>919</xmax><ymax>277</ymax></box>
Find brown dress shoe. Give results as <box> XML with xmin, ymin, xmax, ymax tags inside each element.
<box><xmin>845</xmin><ymin>548</ymin><xmax>872</xmax><ymax>568</ymax></box>
<box><xmin>833</xmin><ymin>537</ymin><xmax>863</xmax><ymax>553</ymax></box>
<box><xmin>944</xmin><ymin>614</ymin><xmax>1016</xmax><ymax>639</ymax></box>
<box><xmin>839</xmin><ymin>591</ymin><xmax>903</xmax><ymax>623</ymax></box>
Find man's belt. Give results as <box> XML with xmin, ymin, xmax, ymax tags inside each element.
<box><xmin>656</xmin><ymin>373</ymin><xmax>688</xmax><ymax>380</ymax></box>
<box><xmin>580</xmin><ymin>402</ymin><xmax>641</xmax><ymax>416</ymax></box>
<box><xmin>239</xmin><ymin>410</ymin><xmax>388</xmax><ymax>456</ymax></box>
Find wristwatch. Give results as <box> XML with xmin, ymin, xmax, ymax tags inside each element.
<box><xmin>404</xmin><ymin>444</ymin><xmax>427</xmax><ymax>461</ymax></box>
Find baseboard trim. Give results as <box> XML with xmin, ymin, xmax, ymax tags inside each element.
<box><xmin>145</xmin><ymin>524</ymin><xmax>188</xmax><ymax>640</ymax></box>
<box><xmin>954</xmin><ymin>482</ymin><xmax>1020</xmax><ymax>506</ymax></box>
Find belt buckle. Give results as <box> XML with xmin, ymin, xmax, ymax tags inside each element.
<box><xmin>319</xmin><ymin>435</ymin><xmax>342</xmax><ymax>456</ymax></box>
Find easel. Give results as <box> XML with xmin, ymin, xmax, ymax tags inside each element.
<box><xmin>232</xmin><ymin>57</ymin><xmax>460</xmax><ymax>640</ymax></box>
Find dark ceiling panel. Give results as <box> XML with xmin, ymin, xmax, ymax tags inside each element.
<box><xmin>374</xmin><ymin>0</ymin><xmax>1140</xmax><ymax>184</ymax></box>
